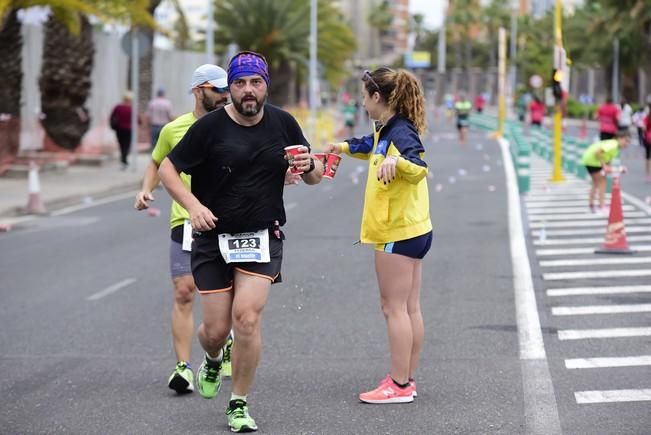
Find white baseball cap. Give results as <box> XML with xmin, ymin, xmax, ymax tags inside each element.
<box><xmin>189</xmin><ymin>64</ymin><xmax>228</xmax><ymax>93</ymax></box>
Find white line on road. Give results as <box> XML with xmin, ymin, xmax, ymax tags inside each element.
<box><xmin>87</xmin><ymin>278</ymin><xmax>137</xmax><ymax>301</ymax></box>
<box><xmin>622</xmin><ymin>191</ymin><xmax>651</xmax><ymax>216</ymax></box>
<box><xmin>558</xmin><ymin>327</ymin><xmax>651</xmax><ymax>340</ymax></box>
<box><xmin>536</xmin><ymin>245</ymin><xmax>651</xmax><ymax>256</ymax></box>
<box><xmin>575</xmin><ymin>389</ymin><xmax>651</xmax><ymax>404</ymax></box>
<box><xmin>529</xmin><ymin>212</ymin><xmax>646</xmax><ymax>221</ymax></box>
<box><xmin>532</xmin><ymin>226</ymin><xmax>651</xmax><ymax>237</ymax></box>
<box><xmin>527</xmin><ymin>206</ymin><xmax>634</xmax><ymax>215</ymax></box>
<box><xmin>547</xmin><ymin>285</ymin><xmax>651</xmax><ymax>297</ymax></box>
<box><xmin>540</xmin><ymin>257</ymin><xmax>651</xmax><ymax>267</ymax></box>
<box><xmin>530</xmin><ymin>218</ymin><xmax>651</xmax><ymax>229</ymax></box>
<box><xmin>552</xmin><ymin>304</ymin><xmax>651</xmax><ymax>316</ymax></box>
<box><xmin>543</xmin><ymin>270</ymin><xmax>651</xmax><ymax>280</ymax></box>
<box><xmin>565</xmin><ymin>356</ymin><xmax>651</xmax><ymax>369</ymax></box>
<box><xmin>51</xmin><ymin>191</ymin><xmax>138</xmax><ymax>217</ymax></box>
<box><xmin>499</xmin><ymin>138</ymin><xmax>561</xmax><ymax>434</ymax></box>
<box><xmin>535</xmin><ymin>235</ymin><xmax>651</xmax><ymax>246</ymax></box>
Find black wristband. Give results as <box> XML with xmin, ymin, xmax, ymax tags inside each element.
<box><xmin>303</xmin><ymin>157</ymin><xmax>316</xmax><ymax>174</ymax></box>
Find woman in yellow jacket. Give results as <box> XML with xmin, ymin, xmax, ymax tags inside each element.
<box><xmin>327</xmin><ymin>67</ymin><xmax>432</xmax><ymax>404</ymax></box>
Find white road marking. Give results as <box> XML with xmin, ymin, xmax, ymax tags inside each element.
<box><xmin>541</xmin><ymin>257</ymin><xmax>651</xmax><ymax>267</ymax></box>
<box><xmin>547</xmin><ymin>285</ymin><xmax>651</xmax><ymax>297</ymax></box>
<box><xmin>87</xmin><ymin>278</ymin><xmax>137</xmax><ymax>301</ymax></box>
<box><xmin>536</xmin><ymin>245</ymin><xmax>651</xmax><ymax>256</ymax></box>
<box><xmin>534</xmin><ymin>235</ymin><xmax>651</xmax><ymax>246</ymax></box>
<box><xmin>575</xmin><ymin>389</ymin><xmax>651</xmax><ymax>404</ymax></box>
<box><xmin>51</xmin><ymin>191</ymin><xmax>138</xmax><ymax>216</ymax></box>
<box><xmin>530</xmin><ymin>218</ymin><xmax>651</xmax><ymax>229</ymax></box>
<box><xmin>565</xmin><ymin>356</ymin><xmax>651</xmax><ymax>369</ymax></box>
<box><xmin>532</xmin><ymin>226</ymin><xmax>651</xmax><ymax>237</ymax></box>
<box><xmin>527</xmin><ymin>206</ymin><xmax>634</xmax><ymax>215</ymax></box>
<box><xmin>529</xmin><ymin>212</ymin><xmax>646</xmax><ymax>221</ymax></box>
<box><xmin>543</xmin><ymin>270</ymin><xmax>651</xmax><ymax>280</ymax></box>
<box><xmin>552</xmin><ymin>304</ymin><xmax>651</xmax><ymax>316</ymax></box>
<box><xmin>527</xmin><ymin>201</ymin><xmax>607</xmax><ymax>208</ymax></box>
<box><xmin>499</xmin><ymin>138</ymin><xmax>561</xmax><ymax>434</ymax></box>
<box><xmin>558</xmin><ymin>327</ymin><xmax>651</xmax><ymax>340</ymax></box>
<box><xmin>622</xmin><ymin>191</ymin><xmax>651</xmax><ymax>216</ymax></box>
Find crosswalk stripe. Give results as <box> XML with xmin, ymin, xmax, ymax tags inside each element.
<box><xmin>558</xmin><ymin>327</ymin><xmax>651</xmax><ymax>340</ymax></box>
<box><xmin>527</xmin><ymin>206</ymin><xmax>635</xmax><ymax>215</ymax></box>
<box><xmin>546</xmin><ymin>285</ymin><xmax>651</xmax><ymax>297</ymax></box>
<box><xmin>536</xmin><ymin>245</ymin><xmax>651</xmax><ymax>256</ymax></box>
<box><xmin>527</xmin><ymin>201</ymin><xmax>609</xmax><ymax>208</ymax></box>
<box><xmin>529</xmin><ymin>212</ymin><xmax>646</xmax><ymax>221</ymax></box>
<box><xmin>530</xmin><ymin>219</ymin><xmax>651</xmax><ymax>229</ymax></box>
<box><xmin>540</xmin><ymin>257</ymin><xmax>651</xmax><ymax>267</ymax></box>
<box><xmin>574</xmin><ymin>389</ymin><xmax>651</xmax><ymax>404</ymax></box>
<box><xmin>534</xmin><ymin>235</ymin><xmax>651</xmax><ymax>246</ymax></box>
<box><xmin>532</xmin><ymin>226</ymin><xmax>651</xmax><ymax>237</ymax></box>
<box><xmin>543</xmin><ymin>270</ymin><xmax>651</xmax><ymax>280</ymax></box>
<box><xmin>565</xmin><ymin>356</ymin><xmax>651</xmax><ymax>369</ymax></box>
<box><xmin>552</xmin><ymin>304</ymin><xmax>651</xmax><ymax>316</ymax></box>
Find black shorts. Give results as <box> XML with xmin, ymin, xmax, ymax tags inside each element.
<box><xmin>191</xmin><ymin>229</ymin><xmax>283</xmax><ymax>293</ymax></box>
<box><xmin>585</xmin><ymin>165</ymin><xmax>602</xmax><ymax>174</ymax></box>
<box><xmin>531</xmin><ymin>120</ymin><xmax>542</xmax><ymax>127</ymax></box>
<box><xmin>600</xmin><ymin>131</ymin><xmax>615</xmax><ymax>140</ymax></box>
<box><xmin>375</xmin><ymin>231</ymin><xmax>433</xmax><ymax>259</ymax></box>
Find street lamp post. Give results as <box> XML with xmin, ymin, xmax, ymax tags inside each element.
<box><xmin>206</xmin><ymin>0</ymin><xmax>214</xmax><ymax>63</ymax></box>
<box><xmin>308</xmin><ymin>0</ymin><xmax>317</xmax><ymax>141</ymax></box>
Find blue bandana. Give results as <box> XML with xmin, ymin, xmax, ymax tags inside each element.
<box><xmin>228</xmin><ymin>51</ymin><xmax>270</xmax><ymax>86</ymax></box>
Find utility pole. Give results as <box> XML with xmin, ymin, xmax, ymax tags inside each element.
<box><xmin>308</xmin><ymin>0</ymin><xmax>317</xmax><ymax>141</ymax></box>
<box><xmin>612</xmin><ymin>38</ymin><xmax>619</xmax><ymax>102</ymax></box>
<box><xmin>437</xmin><ymin>1</ymin><xmax>447</xmax><ymax>105</ymax></box>
<box><xmin>497</xmin><ymin>27</ymin><xmax>506</xmax><ymax>138</ymax></box>
<box><xmin>551</xmin><ymin>0</ymin><xmax>564</xmax><ymax>182</ymax></box>
<box><xmin>206</xmin><ymin>0</ymin><xmax>214</xmax><ymax>63</ymax></box>
<box><xmin>509</xmin><ymin>1</ymin><xmax>518</xmax><ymax>110</ymax></box>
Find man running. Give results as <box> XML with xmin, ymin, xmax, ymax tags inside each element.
<box><xmin>158</xmin><ymin>51</ymin><xmax>324</xmax><ymax>433</ymax></box>
<box><xmin>134</xmin><ymin>64</ymin><xmax>233</xmax><ymax>393</ymax></box>
<box><xmin>454</xmin><ymin>93</ymin><xmax>472</xmax><ymax>144</ymax></box>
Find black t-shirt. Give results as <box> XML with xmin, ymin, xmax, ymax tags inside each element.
<box><xmin>167</xmin><ymin>104</ymin><xmax>310</xmax><ymax>234</ymax></box>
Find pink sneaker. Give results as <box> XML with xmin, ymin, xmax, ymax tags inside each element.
<box><xmin>359</xmin><ymin>375</ymin><xmax>414</xmax><ymax>404</ymax></box>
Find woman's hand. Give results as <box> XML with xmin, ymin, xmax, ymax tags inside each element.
<box><xmin>324</xmin><ymin>143</ymin><xmax>342</xmax><ymax>154</ymax></box>
<box><xmin>377</xmin><ymin>155</ymin><xmax>399</xmax><ymax>184</ymax></box>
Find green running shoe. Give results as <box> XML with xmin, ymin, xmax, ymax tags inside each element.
<box><xmin>226</xmin><ymin>400</ymin><xmax>257</xmax><ymax>433</ymax></box>
<box><xmin>167</xmin><ymin>361</ymin><xmax>194</xmax><ymax>394</ymax></box>
<box><xmin>196</xmin><ymin>358</ymin><xmax>222</xmax><ymax>399</ymax></box>
<box><xmin>222</xmin><ymin>335</ymin><xmax>233</xmax><ymax>378</ymax></box>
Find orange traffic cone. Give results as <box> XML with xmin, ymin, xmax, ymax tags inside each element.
<box><xmin>26</xmin><ymin>160</ymin><xmax>47</xmax><ymax>215</ymax></box>
<box><xmin>595</xmin><ymin>175</ymin><xmax>635</xmax><ymax>255</ymax></box>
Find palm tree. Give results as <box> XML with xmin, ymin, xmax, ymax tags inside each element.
<box><xmin>213</xmin><ymin>0</ymin><xmax>355</xmax><ymax>106</ymax></box>
<box><xmin>0</xmin><ymin>0</ymin><xmax>154</xmax><ymax>156</ymax></box>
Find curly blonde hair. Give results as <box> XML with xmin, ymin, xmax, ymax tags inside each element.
<box><xmin>363</xmin><ymin>67</ymin><xmax>427</xmax><ymax>135</ymax></box>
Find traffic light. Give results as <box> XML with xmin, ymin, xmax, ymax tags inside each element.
<box><xmin>552</xmin><ymin>68</ymin><xmax>563</xmax><ymax>100</ymax></box>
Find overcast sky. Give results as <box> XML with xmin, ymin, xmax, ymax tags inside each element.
<box><xmin>409</xmin><ymin>0</ymin><xmax>446</xmax><ymax>30</ymax></box>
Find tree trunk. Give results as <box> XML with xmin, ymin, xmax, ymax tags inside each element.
<box><xmin>269</xmin><ymin>59</ymin><xmax>292</xmax><ymax>107</ymax></box>
<box><xmin>0</xmin><ymin>10</ymin><xmax>23</xmax><ymax>169</ymax></box>
<box><xmin>39</xmin><ymin>14</ymin><xmax>93</xmax><ymax>151</ymax></box>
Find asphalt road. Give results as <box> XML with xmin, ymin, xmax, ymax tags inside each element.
<box><xmin>1</xmin><ymin>117</ymin><xmax>648</xmax><ymax>434</ymax></box>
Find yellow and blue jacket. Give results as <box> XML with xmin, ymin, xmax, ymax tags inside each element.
<box><xmin>340</xmin><ymin>114</ymin><xmax>432</xmax><ymax>244</ymax></box>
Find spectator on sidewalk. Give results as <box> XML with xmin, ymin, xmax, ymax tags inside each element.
<box><xmin>326</xmin><ymin>67</ymin><xmax>432</xmax><ymax>405</ymax></box>
<box><xmin>109</xmin><ymin>91</ymin><xmax>134</xmax><ymax>170</ymax></box>
<box><xmin>581</xmin><ymin>130</ymin><xmax>630</xmax><ymax>213</ymax></box>
<box><xmin>529</xmin><ymin>95</ymin><xmax>545</xmax><ymax>127</ymax></box>
<box><xmin>145</xmin><ymin>88</ymin><xmax>174</xmax><ymax>150</ymax></box>
<box><xmin>595</xmin><ymin>96</ymin><xmax>620</xmax><ymax>140</ymax></box>
<box><xmin>134</xmin><ymin>64</ymin><xmax>233</xmax><ymax>395</ymax></box>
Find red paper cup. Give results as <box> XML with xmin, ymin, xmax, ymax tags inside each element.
<box><xmin>323</xmin><ymin>153</ymin><xmax>342</xmax><ymax>179</ymax></box>
<box><xmin>313</xmin><ymin>153</ymin><xmax>327</xmax><ymax>170</ymax></box>
<box><xmin>284</xmin><ymin>145</ymin><xmax>304</xmax><ymax>174</ymax></box>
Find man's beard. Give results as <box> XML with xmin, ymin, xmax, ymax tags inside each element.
<box><xmin>202</xmin><ymin>98</ymin><xmax>219</xmax><ymax>113</ymax></box>
<box><xmin>233</xmin><ymin>94</ymin><xmax>266</xmax><ymax>116</ymax></box>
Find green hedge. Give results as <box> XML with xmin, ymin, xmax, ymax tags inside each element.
<box><xmin>566</xmin><ymin>98</ymin><xmax>597</xmax><ymax>119</ymax></box>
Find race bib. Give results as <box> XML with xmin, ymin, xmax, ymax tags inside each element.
<box><xmin>218</xmin><ymin>229</ymin><xmax>270</xmax><ymax>263</ymax></box>
<box><xmin>182</xmin><ymin>220</ymin><xmax>193</xmax><ymax>252</ymax></box>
